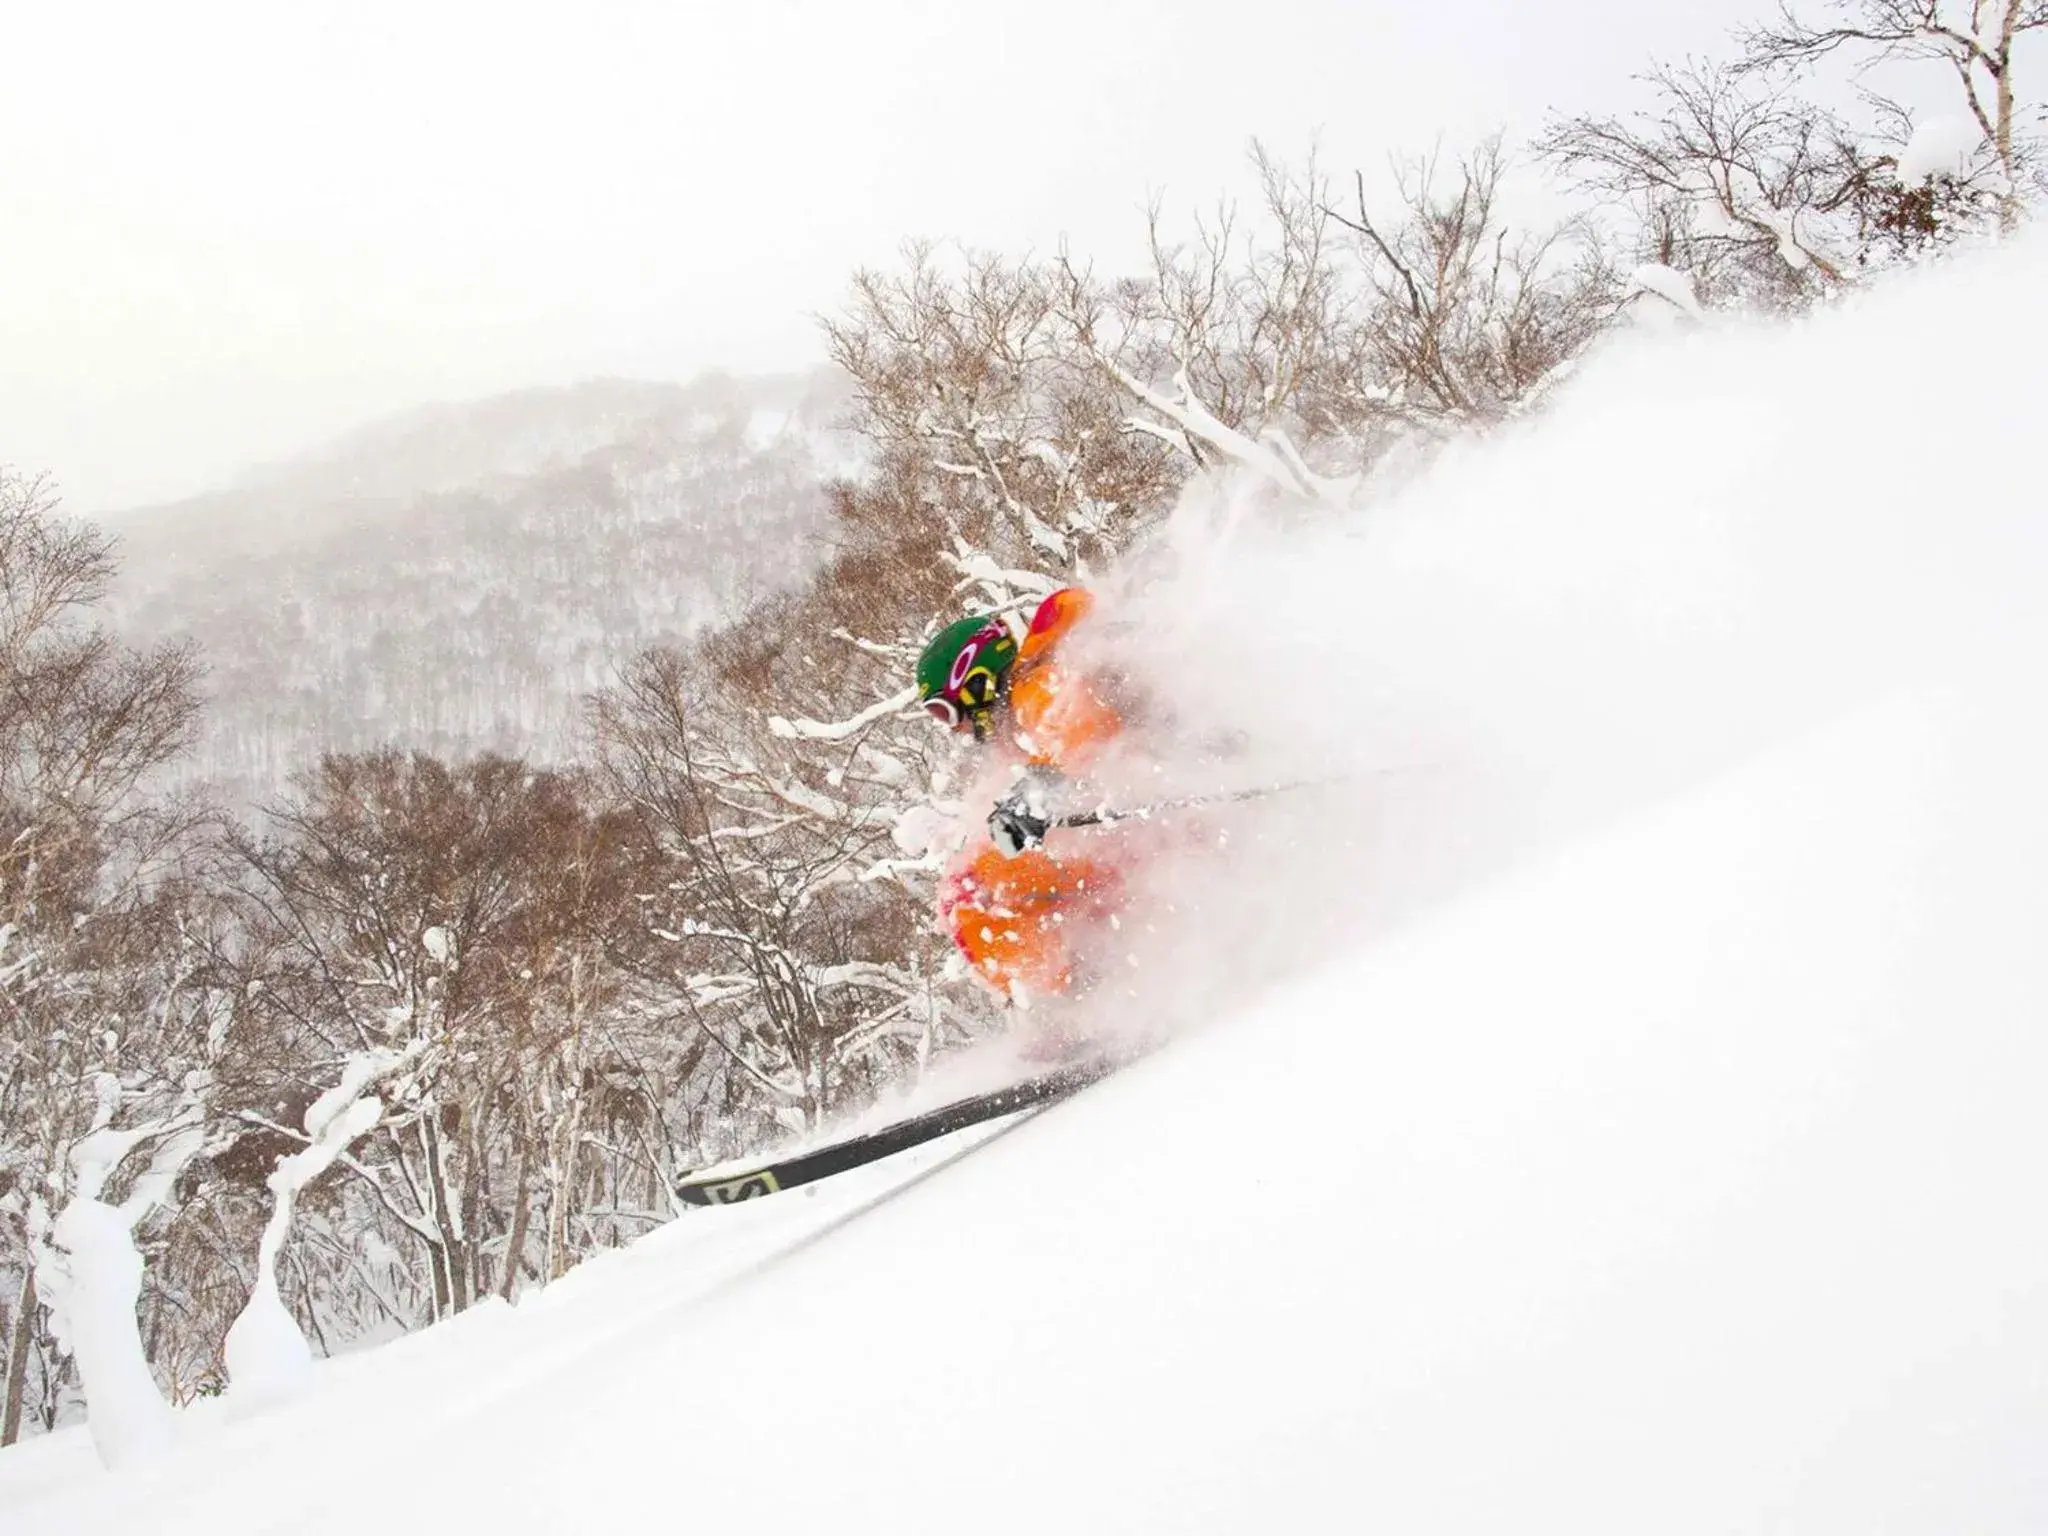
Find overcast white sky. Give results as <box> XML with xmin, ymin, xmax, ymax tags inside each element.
<box><xmin>3</xmin><ymin>0</ymin><xmax>1776</xmax><ymax>511</ymax></box>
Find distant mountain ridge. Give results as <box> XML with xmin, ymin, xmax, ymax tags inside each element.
<box><xmin>101</xmin><ymin>369</ymin><xmax>856</xmax><ymax>808</ymax></box>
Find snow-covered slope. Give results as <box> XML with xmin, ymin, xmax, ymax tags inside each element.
<box><xmin>8</xmin><ymin>238</ymin><xmax>2047</xmax><ymax>1532</ymax></box>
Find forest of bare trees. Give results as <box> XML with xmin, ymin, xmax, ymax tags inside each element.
<box><xmin>3</xmin><ymin>0</ymin><xmax>2038</xmax><ymax>1454</ymax></box>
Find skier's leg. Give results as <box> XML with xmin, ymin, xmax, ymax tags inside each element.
<box><xmin>942</xmin><ymin>844</ymin><xmax>1123</xmax><ymax>1000</ymax></box>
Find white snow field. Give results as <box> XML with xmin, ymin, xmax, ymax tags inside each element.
<box><xmin>8</xmin><ymin>232</ymin><xmax>2048</xmax><ymax>1533</ymax></box>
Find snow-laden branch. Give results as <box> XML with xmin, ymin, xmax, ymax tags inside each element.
<box><xmin>829</xmin><ymin>626</ymin><xmax>913</xmax><ymax>661</ymax></box>
<box><xmin>948</xmin><ymin>549</ymin><xmax>1060</xmax><ymax>612</ymax></box>
<box><xmin>1631</xmin><ymin>263</ymin><xmax>1710</xmax><ymax>320</ymax></box>
<box><xmin>769</xmin><ymin>686</ymin><xmax>916</xmax><ymax>743</ymax></box>
<box><xmin>858</xmin><ymin>852</ymin><xmax>945</xmax><ymax>887</ymax></box>
<box><xmin>34</xmin><ymin>1065</ymin><xmax>225</xmax><ymax>1468</ymax></box>
<box><xmin>224</xmin><ymin>1048</ymin><xmax>402</xmax><ymax>1407</ymax></box>
<box><xmin>810</xmin><ymin>959</ymin><xmax>919</xmax><ymax>991</ymax></box>
<box><xmin>1103</xmin><ymin>361</ymin><xmax>1350</xmax><ymax>506</ymax></box>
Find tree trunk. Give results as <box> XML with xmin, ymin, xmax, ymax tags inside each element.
<box><xmin>546</xmin><ymin>951</ymin><xmax>589</xmax><ymax>1282</ymax></box>
<box><xmin>545</xmin><ymin>1106</ymin><xmax>583</xmax><ymax>1282</ymax></box>
<box><xmin>546</xmin><ymin>1077</ymin><xmax>587</xmax><ymax>1280</ymax></box>
<box><xmin>421</xmin><ymin>1121</ymin><xmax>469</xmax><ymax>1315</ymax></box>
<box><xmin>2</xmin><ymin>1268</ymin><xmax>36</xmax><ymax>1446</ymax></box>
<box><xmin>462</xmin><ymin>1159</ymin><xmax>487</xmax><ymax>1306</ymax></box>
<box><xmin>1995</xmin><ymin>41</ymin><xmax>2019</xmax><ymax>231</ymax></box>
<box><xmin>426</xmin><ymin>1240</ymin><xmax>450</xmax><ymax>1320</ymax></box>
<box><xmin>499</xmin><ymin>1132</ymin><xmax>535</xmax><ymax>1303</ymax></box>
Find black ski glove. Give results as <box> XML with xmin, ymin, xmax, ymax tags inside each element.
<box><xmin>989</xmin><ymin>797</ymin><xmax>1051</xmax><ymax>857</ymax></box>
<box><xmin>988</xmin><ymin>767</ymin><xmax>1065</xmax><ymax>857</ymax></box>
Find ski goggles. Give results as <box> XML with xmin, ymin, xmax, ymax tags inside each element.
<box><xmin>921</xmin><ymin>666</ymin><xmax>1001</xmax><ymax>730</ymax></box>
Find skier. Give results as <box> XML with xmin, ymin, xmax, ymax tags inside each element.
<box><xmin>914</xmin><ymin>588</ymin><xmax>1133</xmax><ymax>1006</ymax></box>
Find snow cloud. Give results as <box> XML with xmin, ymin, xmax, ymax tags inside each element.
<box><xmin>1082</xmin><ymin>231</ymin><xmax>2048</xmax><ymax>1025</ymax></box>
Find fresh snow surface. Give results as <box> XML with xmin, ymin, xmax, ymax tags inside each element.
<box><xmin>8</xmin><ymin>234</ymin><xmax>2048</xmax><ymax>1532</ymax></box>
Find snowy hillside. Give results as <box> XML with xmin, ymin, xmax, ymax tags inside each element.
<box><xmin>7</xmin><ymin>235</ymin><xmax>2046</xmax><ymax>1533</ymax></box>
<box><xmin>96</xmin><ymin>369</ymin><xmax>854</xmax><ymax>802</ymax></box>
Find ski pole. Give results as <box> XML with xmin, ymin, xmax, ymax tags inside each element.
<box><xmin>1050</xmin><ymin>776</ymin><xmax>1339</xmax><ymax>831</ymax></box>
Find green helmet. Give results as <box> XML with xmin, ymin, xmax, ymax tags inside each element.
<box><xmin>915</xmin><ymin>613</ymin><xmax>1019</xmax><ymax>734</ymax></box>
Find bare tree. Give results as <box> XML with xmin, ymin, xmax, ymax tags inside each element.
<box><xmin>1322</xmin><ymin>138</ymin><xmax>1621</xmax><ymax>426</ymax></box>
<box><xmin>0</xmin><ymin>467</ymin><xmax>214</xmax><ymax>1450</ymax></box>
<box><xmin>1739</xmin><ymin>0</ymin><xmax>2047</xmax><ymax>228</ymax></box>
<box><xmin>830</xmin><ymin>136</ymin><xmax>1618</xmax><ymax>573</ymax></box>
<box><xmin>234</xmin><ymin>752</ymin><xmax>648</xmax><ymax>1321</ymax></box>
<box><xmin>1538</xmin><ymin>61</ymin><xmax>1899</xmax><ymax>303</ymax></box>
<box><xmin>1076</xmin><ymin>146</ymin><xmax>1362</xmax><ymax>462</ymax></box>
<box><xmin>826</xmin><ymin>242</ymin><xmax>1181</xmax><ymax>588</ymax></box>
<box><xmin>1053</xmin><ymin>147</ymin><xmax>1381</xmax><ymax>499</ymax></box>
<box><xmin>1043</xmin><ymin>137</ymin><xmax>1621</xmax><ymax>502</ymax></box>
<box><xmin>592</xmin><ymin>649</ymin><xmax>963</xmax><ymax>1155</ymax></box>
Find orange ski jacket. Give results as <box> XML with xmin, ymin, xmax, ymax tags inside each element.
<box><xmin>1004</xmin><ymin>587</ymin><xmax>1122</xmax><ymax>772</ymax></box>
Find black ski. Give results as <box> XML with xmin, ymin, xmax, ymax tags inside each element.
<box><xmin>676</xmin><ymin>1056</ymin><xmax>1117</xmax><ymax>1206</ymax></box>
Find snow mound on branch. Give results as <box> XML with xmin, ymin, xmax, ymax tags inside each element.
<box><xmin>1897</xmin><ymin>116</ymin><xmax>1983</xmax><ymax>183</ymax></box>
<box><xmin>1630</xmin><ymin>262</ymin><xmax>1706</xmax><ymax>319</ymax></box>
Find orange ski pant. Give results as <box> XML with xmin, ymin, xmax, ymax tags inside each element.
<box><xmin>942</xmin><ymin>843</ymin><xmax>1124</xmax><ymax>997</ymax></box>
